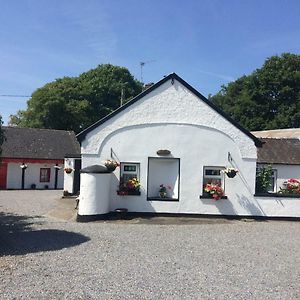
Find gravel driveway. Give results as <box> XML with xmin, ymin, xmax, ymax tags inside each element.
<box><xmin>0</xmin><ymin>191</ymin><xmax>299</xmax><ymax>299</ymax></box>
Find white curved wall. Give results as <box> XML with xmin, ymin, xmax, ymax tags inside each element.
<box><xmin>78</xmin><ymin>173</ymin><xmax>111</xmax><ymax>215</ymax></box>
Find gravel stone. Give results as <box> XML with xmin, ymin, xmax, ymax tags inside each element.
<box><xmin>0</xmin><ymin>191</ymin><xmax>299</xmax><ymax>299</ymax></box>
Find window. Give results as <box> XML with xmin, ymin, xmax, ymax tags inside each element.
<box><xmin>256</xmin><ymin>167</ymin><xmax>277</xmax><ymax>193</ymax></box>
<box><xmin>203</xmin><ymin>166</ymin><xmax>225</xmax><ymax>192</ymax></box>
<box><xmin>120</xmin><ymin>163</ymin><xmax>140</xmax><ymax>182</ymax></box>
<box><xmin>40</xmin><ymin>168</ymin><xmax>51</xmax><ymax>182</ymax></box>
<box><xmin>147</xmin><ymin>157</ymin><xmax>180</xmax><ymax>201</ymax></box>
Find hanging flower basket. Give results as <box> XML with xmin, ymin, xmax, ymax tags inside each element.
<box><xmin>222</xmin><ymin>167</ymin><xmax>238</xmax><ymax>178</ymax></box>
<box><xmin>104</xmin><ymin>159</ymin><xmax>119</xmax><ymax>172</ymax></box>
<box><xmin>64</xmin><ymin>167</ymin><xmax>73</xmax><ymax>174</ymax></box>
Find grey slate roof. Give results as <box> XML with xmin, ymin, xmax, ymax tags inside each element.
<box><xmin>1</xmin><ymin>127</ymin><xmax>80</xmax><ymax>160</ymax></box>
<box><xmin>257</xmin><ymin>138</ymin><xmax>300</xmax><ymax>165</ymax></box>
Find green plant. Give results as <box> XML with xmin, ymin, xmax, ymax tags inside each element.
<box><xmin>255</xmin><ymin>165</ymin><xmax>273</xmax><ymax>193</ymax></box>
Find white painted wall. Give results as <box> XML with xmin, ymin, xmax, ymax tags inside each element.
<box><xmin>63</xmin><ymin>158</ymin><xmax>75</xmax><ymax>193</ymax></box>
<box><xmin>82</xmin><ymin>79</ymin><xmax>256</xmax><ymax>159</ymax></box>
<box><xmin>78</xmin><ymin>173</ymin><xmax>111</xmax><ymax>215</ymax></box>
<box><xmin>7</xmin><ymin>163</ymin><xmax>64</xmax><ymax>189</ymax></box>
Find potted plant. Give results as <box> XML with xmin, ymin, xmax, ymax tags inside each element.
<box><xmin>104</xmin><ymin>159</ymin><xmax>119</xmax><ymax>172</ymax></box>
<box><xmin>279</xmin><ymin>178</ymin><xmax>300</xmax><ymax>194</ymax></box>
<box><xmin>223</xmin><ymin>167</ymin><xmax>238</xmax><ymax>178</ymax></box>
<box><xmin>64</xmin><ymin>167</ymin><xmax>73</xmax><ymax>174</ymax></box>
<box><xmin>117</xmin><ymin>178</ymin><xmax>141</xmax><ymax>195</ymax></box>
<box><xmin>159</xmin><ymin>184</ymin><xmax>172</xmax><ymax>198</ymax></box>
<box><xmin>255</xmin><ymin>165</ymin><xmax>273</xmax><ymax>194</ymax></box>
<box><xmin>203</xmin><ymin>183</ymin><xmax>225</xmax><ymax>200</ymax></box>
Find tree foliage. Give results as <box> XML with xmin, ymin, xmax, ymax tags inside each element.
<box><xmin>9</xmin><ymin>64</ymin><xmax>143</xmax><ymax>133</ymax></box>
<box><xmin>210</xmin><ymin>53</ymin><xmax>300</xmax><ymax>130</ymax></box>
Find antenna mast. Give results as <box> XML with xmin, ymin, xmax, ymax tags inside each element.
<box><xmin>140</xmin><ymin>60</ymin><xmax>156</xmax><ymax>84</ymax></box>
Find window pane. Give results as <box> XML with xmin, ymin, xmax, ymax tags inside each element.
<box><xmin>205</xmin><ymin>169</ymin><xmax>221</xmax><ymax>176</ymax></box>
<box><xmin>122</xmin><ymin>174</ymin><xmax>137</xmax><ymax>182</ymax></box>
<box><xmin>40</xmin><ymin>168</ymin><xmax>50</xmax><ymax>182</ymax></box>
<box><xmin>124</xmin><ymin>165</ymin><xmax>136</xmax><ymax>172</ymax></box>
<box><xmin>203</xmin><ymin>178</ymin><xmax>222</xmax><ymax>186</ymax></box>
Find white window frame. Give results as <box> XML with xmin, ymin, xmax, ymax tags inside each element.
<box><xmin>203</xmin><ymin>166</ymin><xmax>225</xmax><ymax>191</ymax></box>
<box><xmin>120</xmin><ymin>162</ymin><xmax>140</xmax><ymax>182</ymax></box>
<box><xmin>268</xmin><ymin>169</ymin><xmax>277</xmax><ymax>193</ymax></box>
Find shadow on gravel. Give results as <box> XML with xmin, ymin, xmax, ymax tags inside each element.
<box><xmin>0</xmin><ymin>212</ymin><xmax>90</xmax><ymax>256</ymax></box>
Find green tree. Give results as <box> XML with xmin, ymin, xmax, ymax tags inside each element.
<box><xmin>9</xmin><ymin>64</ymin><xmax>143</xmax><ymax>133</ymax></box>
<box><xmin>210</xmin><ymin>53</ymin><xmax>300</xmax><ymax>130</ymax></box>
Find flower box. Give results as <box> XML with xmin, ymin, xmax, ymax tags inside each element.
<box><xmin>117</xmin><ymin>190</ymin><xmax>141</xmax><ymax>196</ymax></box>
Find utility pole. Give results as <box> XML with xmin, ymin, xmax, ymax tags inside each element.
<box><xmin>120</xmin><ymin>88</ymin><xmax>125</xmax><ymax>106</ymax></box>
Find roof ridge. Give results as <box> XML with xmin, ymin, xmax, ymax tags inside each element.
<box><xmin>3</xmin><ymin>126</ymin><xmax>74</xmax><ymax>133</ymax></box>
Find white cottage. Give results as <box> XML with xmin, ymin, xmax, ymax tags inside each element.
<box><xmin>76</xmin><ymin>73</ymin><xmax>300</xmax><ymax>220</ymax></box>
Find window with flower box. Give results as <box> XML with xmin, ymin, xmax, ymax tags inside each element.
<box><xmin>201</xmin><ymin>166</ymin><xmax>227</xmax><ymax>199</ymax></box>
<box><xmin>118</xmin><ymin>162</ymin><xmax>141</xmax><ymax>195</ymax></box>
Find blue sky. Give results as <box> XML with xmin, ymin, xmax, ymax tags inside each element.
<box><xmin>1</xmin><ymin>0</ymin><xmax>300</xmax><ymax>124</ymax></box>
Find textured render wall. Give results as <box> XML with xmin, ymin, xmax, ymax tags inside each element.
<box><xmin>255</xmin><ymin>197</ymin><xmax>300</xmax><ymax>217</ymax></box>
<box><xmin>7</xmin><ymin>163</ymin><xmax>63</xmax><ymax>189</ymax></box>
<box><xmin>81</xmin><ymin>79</ymin><xmax>257</xmax><ymax>159</ymax></box>
<box><xmin>81</xmin><ymin>123</ymin><xmax>260</xmax><ymax>216</ymax></box>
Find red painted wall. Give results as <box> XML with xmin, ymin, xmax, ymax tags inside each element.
<box><xmin>0</xmin><ymin>161</ymin><xmax>8</xmax><ymax>189</ymax></box>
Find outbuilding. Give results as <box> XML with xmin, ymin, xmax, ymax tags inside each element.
<box><xmin>0</xmin><ymin>127</ymin><xmax>80</xmax><ymax>190</ymax></box>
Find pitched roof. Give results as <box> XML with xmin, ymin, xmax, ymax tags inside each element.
<box><xmin>1</xmin><ymin>127</ymin><xmax>80</xmax><ymax>160</ymax></box>
<box><xmin>252</xmin><ymin>128</ymin><xmax>300</xmax><ymax>139</ymax></box>
<box><xmin>77</xmin><ymin>73</ymin><xmax>262</xmax><ymax>147</ymax></box>
<box><xmin>257</xmin><ymin>138</ymin><xmax>300</xmax><ymax>165</ymax></box>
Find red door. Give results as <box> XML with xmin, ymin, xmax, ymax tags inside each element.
<box><xmin>0</xmin><ymin>162</ymin><xmax>8</xmax><ymax>189</ymax></box>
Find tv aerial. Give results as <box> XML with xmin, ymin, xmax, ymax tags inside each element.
<box><xmin>140</xmin><ymin>60</ymin><xmax>156</xmax><ymax>84</ymax></box>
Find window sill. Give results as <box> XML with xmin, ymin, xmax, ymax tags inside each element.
<box><xmin>200</xmin><ymin>195</ymin><xmax>228</xmax><ymax>199</ymax></box>
<box><xmin>147</xmin><ymin>197</ymin><xmax>179</xmax><ymax>202</ymax></box>
<box><xmin>255</xmin><ymin>193</ymin><xmax>300</xmax><ymax>198</ymax></box>
<box><xmin>117</xmin><ymin>191</ymin><xmax>141</xmax><ymax>196</ymax></box>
